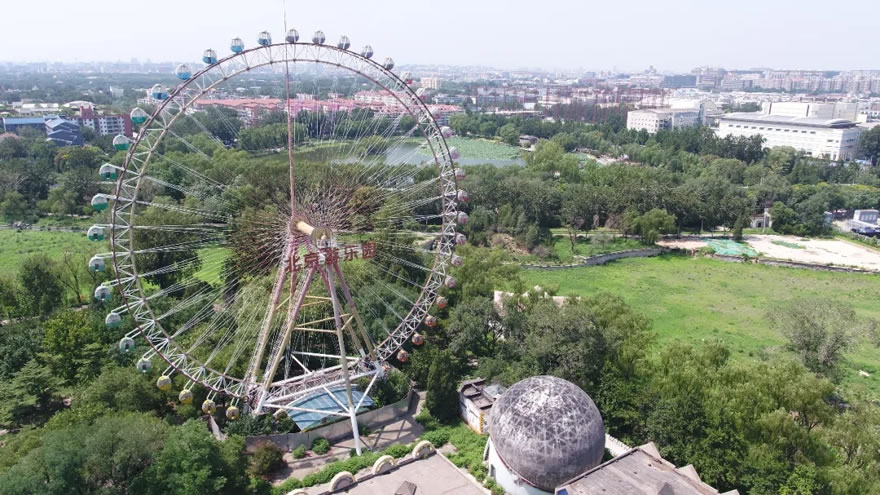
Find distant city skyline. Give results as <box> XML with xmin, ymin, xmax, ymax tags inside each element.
<box><xmin>4</xmin><ymin>0</ymin><xmax>879</xmax><ymax>72</ymax></box>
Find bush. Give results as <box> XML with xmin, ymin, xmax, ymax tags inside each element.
<box><xmin>249</xmin><ymin>442</ymin><xmax>285</xmax><ymax>477</ymax></box>
<box><xmin>421</xmin><ymin>429</ymin><xmax>450</xmax><ymax>447</ymax></box>
<box><xmin>383</xmin><ymin>443</ymin><xmax>412</xmax><ymax>458</ymax></box>
<box><xmin>292</xmin><ymin>444</ymin><xmax>306</xmax><ymax>459</ymax></box>
<box><xmin>311</xmin><ymin>437</ymin><xmax>330</xmax><ymax>455</ymax></box>
<box><xmin>274</xmin><ymin>477</ymin><xmax>303</xmax><ymax>494</ymax></box>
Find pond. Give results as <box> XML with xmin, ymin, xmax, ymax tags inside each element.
<box><xmin>293</xmin><ymin>137</ymin><xmax>525</xmax><ymax>167</ymax></box>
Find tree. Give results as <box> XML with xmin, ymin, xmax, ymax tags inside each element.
<box><xmin>858</xmin><ymin>126</ymin><xmax>880</xmax><ymax>166</ymax></box>
<box><xmin>770</xmin><ymin>201</ymin><xmax>802</xmax><ymax>235</ymax></box>
<box><xmin>1</xmin><ymin>191</ymin><xmax>29</xmax><ymax>222</ymax></box>
<box><xmin>17</xmin><ymin>254</ymin><xmax>63</xmax><ymax>317</ymax></box>
<box><xmin>561</xmin><ymin>184</ymin><xmax>607</xmax><ymax>252</ymax></box>
<box><xmin>446</xmin><ymin>297</ymin><xmax>499</xmax><ymax>357</ymax></box>
<box><xmin>146</xmin><ymin>420</ymin><xmax>249</xmax><ymax>495</ymax></box>
<box><xmin>133</xmin><ymin>200</ymin><xmax>202</xmax><ymax>290</ymax></box>
<box><xmin>426</xmin><ymin>349</ymin><xmax>460</xmax><ymax>421</ymax></box>
<box><xmin>0</xmin><ymin>359</ymin><xmax>64</xmax><ymax>428</ymax></box>
<box><xmin>0</xmin><ymin>319</ymin><xmax>44</xmax><ymax>379</ymax></box>
<box><xmin>0</xmin><ymin>274</ymin><xmax>20</xmax><ymax>320</ymax></box>
<box><xmin>81</xmin><ymin>413</ymin><xmax>168</xmax><ymax>493</ymax></box>
<box><xmin>42</xmin><ymin>310</ymin><xmax>102</xmax><ymax>381</ymax></box>
<box><xmin>498</xmin><ymin>123</ymin><xmax>520</xmax><ymax>146</ymax></box>
<box><xmin>768</xmin><ymin>299</ymin><xmax>873</xmax><ymax>378</ymax></box>
<box><xmin>249</xmin><ymin>443</ymin><xmax>285</xmax><ymax>477</ymax></box>
<box><xmin>632</xmin><ymin>208</ymin><xmax>676</xmax><ymax>245</ymax></box>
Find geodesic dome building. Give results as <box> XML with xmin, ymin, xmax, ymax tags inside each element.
<box><xmin>485</xmin><ymin>375</ymin><xmax>606</xmax><ymax>495</ymax></box>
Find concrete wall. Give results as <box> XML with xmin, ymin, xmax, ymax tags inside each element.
<box><xmin>245</xmin><ymin>388</ymin><xmax>413</xmax><ymax>452</ymax></box>
<box><xmin>522</xmin><ymin>248</ymin><xmax>664</xmax><ymax>271</ymax></box>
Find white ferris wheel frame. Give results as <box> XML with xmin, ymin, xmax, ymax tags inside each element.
<box><xmin>96</xmin><ymin>41</ymin><xmax>461</xmax><ymax>425</ymax></box>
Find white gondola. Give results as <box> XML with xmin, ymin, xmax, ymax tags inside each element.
<box><xmin>175</xmin><ymin>64</ymin><xmax>191</xmax><ymax>80</ymax></box>
<box><xmin>151</xmin><ymin>84</ymin><xmax>168</xmax><ymax>101</ymax></box>
<box><xmin>454</xmin><ymin>168</ymin><xmax>466</xmax><ymax>180</ymax></box>
<box><xmin>383</xmin><ymin>57</ymin><xmax>394</xmax><ymax>71</ymax></box>
<box><xmin>445</xmin><ymin>276</ymin><xmax>457</xmax><ymax>289</ymax></box>
<box><xmin>440</xmin><ymin>126</ymin><xmax>453</xmax><ymax>139</ymax></box>
<box><xmin>312</xmin><ymin>30</ymin><xmax>325</xmax><ymax>45</ymax></box>
<box><xmin>99</xmin><ymin>163</ymin><xmax>118</xmax><ymax>180</ymax></box>
<box><xmin>136</xmin><ymin>358</ymin><xmax>152</xmax><ymax>373</ymax></box>
<box><xmin>457</xmin><ymin>190</ymin><xmax>469</xmax><ymax>203</ymax></box>
<box><xmin>257</xmin><ymin>31</ymin><xmax>272</xmax><ymax>46</ymax></box>
<box><xmin>87</xmin><ymin>225</ymin><xmax>105</xmax><ymax>241</ymax></box>
<box><xmin>435</xmin><ymin>296</ymin><xmax>448</xmax><ymax>309</ymax></box>
<box><xmin>88</xmin><ymin>255</ymin><xmax>105</xmax><ymax>273</ymax></box>
<box><xmin>119</xmin><ymin>336</ymin><xmax>135</xmax><ymax>352</ymax></box>
<box><xmin>130</xmin><ymin>107</ymin><xmax>148</xmax><ymax>124</ymax></box>
<box><xmin>451</xmin><ymin>254</ymin><xmax>463</xmax><ymax>267</ymax></box>
<box><xmin>112</xmin><ymin>134</ymin><xmax>130</xmax><ymax>151</ymax></box>
<box><xmin>455</xmin><ymin>233</ymin><xmax>467</xmax><ymax>246</ymax></box>
<box><xmin>285</xmin><ymin>29</ymin><xmax>299</xmax><ymax>43</ymax></box>
<box><xmin>202</xmin><ymin>48</ymin><xmax>218</xmax><ymax>64</ymax></box>
<box><xmin>105</xmin><ymin>311</ymin><xmax>122</xmax><ymax>329</ymax></box>
<box><xmin>456</xmin><ymin>212</ymin><xmax>469</xmax><ymax>225</ymax></box>
<box><xmin>230</xmin><ymin>37</ymin><xmax>245</xmax><ymax>53</ymax></box>
<box><xmin>94</xmin><ymin>285</ymin><xmax>111</xmax><ymax>302</ymax></box>
<box><xmin>448</xmin><ymin>147</ymin><xmax>460</xmax><ymax>160</ymax></box>
<box><xmin>337</xmin><ymin>35</ymin><xmax>351</xmax><ymax>50</ymax></box>
<box><xmin>91</xmin><ymin>194</ymin><xmax>109</xmax><ymax>211</ymax></box>
<box><xmin>361</xmin><ymin>45</ymin><xmax>373</xmax><ymax>59</ymax></box>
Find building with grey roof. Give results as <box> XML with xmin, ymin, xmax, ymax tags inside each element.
<box><xmin>45</xmin><ymin>118</ymin><xmax>82</xmax><ymax>146</ymax></box>
<box><xmin>556</xmin><ymin>442</ymin><xmax>740</xmax><ymax>495</ymax></box>
<box><xmin>717</xmin><ymin>111</ymin><xmax>862</xmax><ymax>161</ymax></box>
<box><xmin>485</xmin><ymin>375</ymin><xmax>606</xmax><ymax>495</ymax></box>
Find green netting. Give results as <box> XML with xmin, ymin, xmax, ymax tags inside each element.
<box><xmin>703</xmin><ymin>238</ymin><xmax>758</xmax><ymax>257</ymax></box>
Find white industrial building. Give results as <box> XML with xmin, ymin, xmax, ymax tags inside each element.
<box><xmin>626</xmin><ymin>108</ymin><xmax>700</xmax><ymax>134</ymax></box>
<box><xmin>420</xmin><ymin>76</ymin><xmax>442</xmax><ymax>90</ymax></box>
<box><xmin>716</xmin><ymin>113</ymin><xmax>862</xmax><ymax>161</ymax></box>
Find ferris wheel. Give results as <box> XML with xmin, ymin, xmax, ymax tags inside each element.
<box><xmin>87</xmin><ymin>28</ymin><xmax>467</xmax><ymax>453</ymax></box>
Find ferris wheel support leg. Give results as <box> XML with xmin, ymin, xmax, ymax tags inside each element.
<box><xmin>245</xmin><ymin>242</ymin><xmax>294</xmax><ymax>392</ymax></box>
<box><xmin>322</xmin><ymin>265</ymin><xmax>362</xmax><ymax>456</ymax></box>
<box><xmin>256</xmin><ymin>266</ymin><xmax>316</xmax><ymax>414</ymax></box>
<box><xmin>332</xmin><ymin>262</ymin><xmax>376</xmax><ymax>362</ymax></box>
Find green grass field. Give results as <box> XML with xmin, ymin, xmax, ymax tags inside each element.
<box><xmin>0</xmin><ymin>229</ymin><xmax>100</xmax><ymax>277</ymax></box>
<box><xmin>412</xmin><ymin>136</ymin><xmax>520</xmax><ymax>160</ymax></box>
<box><xmin>194</xmin><ymin>247</ymin><xmax>230</xmax><ymax>285</ymax></box>
<box><xmin>520</xmin><ymin>254</ymin><xmax>880</xmax><ymax>397</ymax></box>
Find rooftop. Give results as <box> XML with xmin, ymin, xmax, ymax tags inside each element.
<box><xmin>557</xmin><ymin>443</ymin><xmax>739</xmax><ymax>495</ymax></box>
<box><xmin>720</xmin><ymin>112</ymin><xmax>857</xmax><ymax>128</ymax></box>
<box><xmin>305</xmin><ymin>452</ymin><xmax>485</xmax><ymax>495</ymax></box>
<box><xmin>3</xmin><ymin>116</ymin><xmax>46</xmax><ymax>125</ymax></box>
<box><xmin>630</xmin><ymin>108</ymin><xmax>699</xmax><ymax>115</ymax></box>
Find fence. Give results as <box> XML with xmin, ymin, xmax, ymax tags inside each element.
<box><xmin>244</xmin><ymin>387</ymin><xmax>414</xmax><ymax>452</ymax></box>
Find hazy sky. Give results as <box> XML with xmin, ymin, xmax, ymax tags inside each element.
<box><xmin>4</xmin><ymin>0</ymin><xmax>879</xmax><ymax>72</ymax></box>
